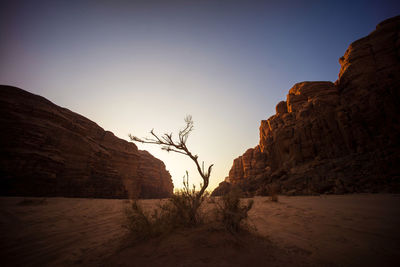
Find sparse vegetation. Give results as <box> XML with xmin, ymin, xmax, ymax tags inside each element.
<box><xmin>129</xmin><ymin>115</ymin><xmax>213</xmax><ymax>227</ymax></box>
<box><xmin>168</xmin><ymin>171</ymin><xmax>209</xmax><ymax>226</ymax></box>
<box><xmin>214</xmin><ymin>188</ymin><xmax>254</xmax><ymax>233</ymax></box>
<box><xmin>124</xmin><ymin>201</ymin><xmax>164</xmax><ymax>240</ymax></box>
<box><xmin>124</xmin><ymin>200</ymin><xmax>178</xmax><ymax>241</ymax></box>
<box><xmin>124</xmin><ymin>173</ymin><xmax>209</xmax><ymax>241</ymax></box>
<box><xmin>124</xmin><ymin>186</ymin><xmax>253</xmax><ymax>241</ymax></box>
<box><xmin>126</xmin><ymin>116</ymin><xmax>254</xmax><ymax>240</ymax></box>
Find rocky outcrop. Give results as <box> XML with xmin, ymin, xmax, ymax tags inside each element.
<box><xmin>226</xmin><ymin>147</ymin><xmax>268</xmax><ymax>184</ymax></box>
<box><xmin>213</xmin><ymin>16</ymin><xmax>400</xmax><ymax>196</ymax></box>
<box><xmin>0</xmin><ymin>85</ymin><xmax>173</xmax><ymax>198</ymax></box>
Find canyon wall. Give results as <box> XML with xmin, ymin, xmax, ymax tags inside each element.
<box><xmin>213</xmin><ymin>16</ymin><xmax>400</xmax><ymax>196</ymax></box>
<box><xmin>0</xmin><ymin>85</ymin><xmax>173</xmax><ymax>198</ymax></box>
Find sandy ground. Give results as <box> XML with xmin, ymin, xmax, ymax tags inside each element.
<box><xmin>0</xmin><ymin>194</ymin><xmax>399</xmax><ymax>266</ymax></box>
<box><xmin>249</xmin><ymin>195</ymin><xmax>400</xmax><ymax>266</ymax></box>
<box><xmin>0</xmin><ymin>198</ymin><xmax>129</xmax><ymax>266</ymax></box>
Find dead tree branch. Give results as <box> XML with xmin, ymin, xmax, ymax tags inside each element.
<box><xmin>129</xmin><ymin>115</ymin><xmax>213</xmax><ymax>208</ymax></box>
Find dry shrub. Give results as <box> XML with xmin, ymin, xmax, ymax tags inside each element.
<box><xmin>215</xmin><ymin>188</ymin><xmax>254</xmax><ymax>233</ymax></box>
<box><xmin>125</xmin><ymin>167</ymin><xmax>254</xmax><ymax>241</ymax></box>
<box><xmin>169</xmin><ymin>191</ymin><xmax>208</xmax><ymax>227</ymax></box>
<box><xmin>125</xmin><ymin>188</ymin><xmax>255</xmax><ymax>241</ymax></box>
<box><xmin>124</xmin><ymin>200</ymin><xmax>175</xmax><ymax>241</ymax></box>
<box><xmin>127</xmin><ymin>117</ymin><xmax>215</xmax><ymax>240</ymax></box>
<box><xmin>168</xmin><ymin>173</ymin><xmax>209</xmax><ymax>226</ymax></box>
<box><xmin>124</xmin><ymin>176</ymin><xmax>209</xmax><ymax>241</ymax></box>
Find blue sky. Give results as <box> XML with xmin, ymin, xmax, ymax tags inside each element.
<box><xmin>1</xmin><ymin>0</ymin><xmax>399</xmax><ymax>190</ymax></box>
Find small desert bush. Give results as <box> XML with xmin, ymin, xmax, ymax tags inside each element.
<box><xmin>169</xmin><ymin>189</ymin><xmax>208</xmax><ymax>227</ymax></box>
<box><xmin>124</xmin><ymin>200</ymin><xmax>175</xmax><ymax>241</ymax></box>
<box><xmin>169</xmin><ymin>172</ymin><xmax>209</xmax><ymax>226</ymax></box>
<box><xmin>125</xmin><ymin>175</ymin><xmax>208</xmax><ymax>241</ymax></box>
<box><xmin>128</xmin><ymin>117</ymin><xmax>216</xmax><ymax>240</ymax></box>
<box><xmin>215</xmin><ymin>188</ymin><xmax>254</xmax><ymax>233</ymax></box>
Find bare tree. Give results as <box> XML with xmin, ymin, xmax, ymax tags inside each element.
<box><xmin>129</xmin><ymin>115</ymin><xmax>213</xmax><ymax>220</ymax></box>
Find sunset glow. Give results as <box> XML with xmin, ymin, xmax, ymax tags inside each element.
<box><xmin>1</xmin><ymin>1</ymin><xmax>400</xmax><ymax>266</ymax></box>
<box><xmin>1</xmin><ymin>0</ymin><xmax>398</xmax><ymax>190</ymax></box>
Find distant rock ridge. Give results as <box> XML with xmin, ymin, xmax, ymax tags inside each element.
<box><xmin>212</xmin><ymin>15</ymin><xmax>400</xmax><ymax>196</ymax></box>
<box><xmin>0</xmin><ymin>85</ymin><xmax>173</xmax><ymax>198</ymax></box>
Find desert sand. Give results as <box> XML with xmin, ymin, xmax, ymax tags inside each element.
<box><xmin>0</xmin><ymin>194</ymin><xmax>399</xmax><ymax>266</ymax></box>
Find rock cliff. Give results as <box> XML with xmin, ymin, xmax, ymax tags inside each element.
<box><xmin>213</xmin><ymin>16</ymin><xmax>400</xmax><ymax>196</ymax></box>
<box><xmin>0</xmin><ymin>85</ymin><xmax>173</xmax><ymax>198</ymax></box>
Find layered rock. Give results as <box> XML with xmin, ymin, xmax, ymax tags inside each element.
<box><xmin>0</xmin><ymin>85</ymin><xmax>173</xmax><ymax>198</ymax></box>
<box><xmin>213</xmin><ymin>16</ymin><xmax>400</xmax><ymax>196</ymax></box>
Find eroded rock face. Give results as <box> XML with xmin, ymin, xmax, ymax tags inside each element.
<box><xmin>226</xmin><ymin>146</ymin><xmax>267</xmax><ymax>184</ymax></box>
<box><xmin>0</xmin><ymin>86</ymin><xmax>173</xmax><ymax>198</ymax></box>
<box><xmin>212</xmin><ymin>16</ymin><xmax>400</xmax><ymax>196</ymax></box>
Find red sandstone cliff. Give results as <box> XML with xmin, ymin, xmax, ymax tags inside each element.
<box><xmin>0</xmin><ymin>86</ymin><xmax>173</xmax><ymax>198</ymax></box>
<box><xmin>213</xmin><ymin>16</ymin><xmax>400</xmax><ymax>196</ymax></box>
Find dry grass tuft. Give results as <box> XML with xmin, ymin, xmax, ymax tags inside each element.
<box><xmin>124</xmin><ymin>188</ymin><xmax>255</xmax><ymax>241</ymax></box>
<box><xmin>124</xmin><ymin>200</ymin><xmax>175</xmax><ymax>241</ymax></box>
<box><xmin>214</xmin><ymin>188</ymin><xmax>254</xmax><ymax>233</ymax></box>
<box><xmin>124</xmin><ymin>179</ymin><xmax>209</xmax><ymax>241</ymax></box>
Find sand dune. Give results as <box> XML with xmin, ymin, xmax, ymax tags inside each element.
<box><xmin>0</xmin><ymin>195</ymin><xmax>399</xmax><ymax>266</ymax></box>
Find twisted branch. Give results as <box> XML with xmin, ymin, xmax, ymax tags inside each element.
<box><xmin>129</xmin><ymin>115</ymin><xmax>213</xmax><ymax>203</ymax></box>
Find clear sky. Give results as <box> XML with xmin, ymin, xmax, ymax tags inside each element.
<box><xmin>1</xmin><ymin>0</ymin><xmax>399</xmax><ymax>191</ymax></box>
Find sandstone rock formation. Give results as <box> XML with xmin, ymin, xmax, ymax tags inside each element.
<box><xmin>213</xmin><ymin>16</ymin><xmax>400</xmax><ymax>196</ymax></box>
<box><xmin>0</xmin><ymin>85</ymin><xmax>173</xmax><ymax>198</ymax></box>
